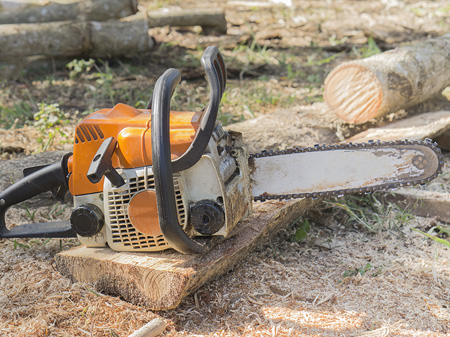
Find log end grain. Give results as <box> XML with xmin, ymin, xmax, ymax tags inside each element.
<box><xmin>324</xmin><ymin>63</ymin><xmax>383</xmax><ymax>124</ymax></box>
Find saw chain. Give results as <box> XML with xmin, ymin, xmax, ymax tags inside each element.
<box><xmin>250</xmin><ymin>139</ymin><xmax>444</xmax><ymax>202</ymax></box>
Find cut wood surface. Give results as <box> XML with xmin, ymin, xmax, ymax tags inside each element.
<box><xmin>324</xmin><ymin>34</ymin><xmax>450</xmax><ymax>124</ymax></box>
<box><xmin>226</xmin><ymin>103</ymin><xmax>340</xmax><ymax>154</ymax></box>
<box><xmin>55</xmin><ymin>198</ymin><xmax>317</xmax><ymax>310</ymax></box>
<box><xmin>380</xmin><ymin>189</ymin><xmax>450</xmax><ymax>223</ymax></box>
<box><xmin>0</xmin><ymin>0</ymin><xmax>138</xmax><ymax>24</ymax></box>
<box><xmin>0</xmin><ymin>16</ymin><xmax>153</xmax><ymax>58</ymax></box>
<box><xmin>127</xmin><ymin>318</ymin><xmax>166</xmax><ymax>337</ymax></box>
<box><xmin>348</xmin><ymin>110</ymin><xmax>450</xmax><ymax>143</ymax></box>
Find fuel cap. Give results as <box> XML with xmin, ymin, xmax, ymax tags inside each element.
<box><xmin>70</xmin><ymin>203</ymin><xmax>104</xmax><ymax>237</ymax></box>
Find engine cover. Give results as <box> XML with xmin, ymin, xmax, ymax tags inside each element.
<box><xmin>75</xmin><ymin>126</ymin><xmax>252</xmax><ymax>252</ymax></box>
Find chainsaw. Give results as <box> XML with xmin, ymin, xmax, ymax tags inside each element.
<box><xmin>0</xmin><ymin>46</ymin><xmax>444</xmax><ymax>254</ymax></box>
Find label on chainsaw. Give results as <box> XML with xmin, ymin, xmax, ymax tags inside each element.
<box><xmin>249</xmin><ymin>140</ymin><xmax>443</xmax><ymax>201</ymax></box>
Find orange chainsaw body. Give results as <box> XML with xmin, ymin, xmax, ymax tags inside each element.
<box><xmin>68</xmin><ymin>103</ymin><xmax>201</xmax><ymax>196</ymax></box>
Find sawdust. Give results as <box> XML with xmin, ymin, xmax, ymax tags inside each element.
<box><xmin>2</xmin><ymin>211</ymin><xmax>450</xmax><ymax>336</ymax></box>
<box><xmin>1</xmin><ymin>0</ymin><xmax>450</xmax><ymax>336</ymax></box>
<box><xmin>0</xmin><ymin>239</ymin><xmax>161</xmax><ymax>336</ymax></box>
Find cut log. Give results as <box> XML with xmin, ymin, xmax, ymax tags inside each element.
<box><xmin>348</xmin><ymin>111</ymin><xmax>450</xmax><ymax>143</ymax></box>
<box><xmin>324</xmin><ymin>34</ymin><xmax>450</xmax><ymax>124</ymax></box>
<box><xmin>379</xmin><ymin>189</ymin><xmax>450</xmax><ymax>223</ymax></box>
<box><xmin>55</xmin><ymin>199</ymin><xmax>317</xmax><ymax>310</ymax></box>
<box><xmin>147</xmin><ymin>8</ymin><xmax>227</xmax><ymax>33</ymax></box>
<box><xmin>0</xmin><ymin>16</ymin><xmax>153</xmax><ymax>58</ymax></box>
<box><xmin>0</xmin><ymin>0</ymin><xmax>138</xmax><ymax>24</ymax></box>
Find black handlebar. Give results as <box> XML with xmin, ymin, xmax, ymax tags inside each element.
<box><xmin>151</xmin><ymin>68</ymin><xmax>211</xmax><ymax>254</ymax></box>
<box><xmin>172</xmin><ymin>46</ymin><xmax>227</xmax><ymax>172</ymax></box>
<box><xmin>151</xmin><ymin>46</ymin><xmax>226</xmax><ymax>254</ymax></box>
<box><xmin>0</xmin><ymin>153</ymin><xmax>76</xmax><ymax>238</ymax></box>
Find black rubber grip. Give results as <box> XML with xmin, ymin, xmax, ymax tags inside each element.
<box><xmin>171</xmin><ymin>46</ymin><xmax>227</xmax><ymax>173</ymax></box>
<box><xmin>151</xmin><ymin>68</ymin><xmax>211</xmax><ymax>254</ymax></box>
<box><xmin>0</xmin><ymin>153</ymin><xmax>76</xmax><ymax>238</ymax></box>
<box><xmin>87</xmin><ymin>137</ymin><xmax>125</xmax><ymax>187</ymax></box>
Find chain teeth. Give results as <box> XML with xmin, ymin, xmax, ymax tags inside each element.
<box><xmin>250</xmin><ymin>139</ymin><xmax>445</xmax><ymax>202</ymax></box>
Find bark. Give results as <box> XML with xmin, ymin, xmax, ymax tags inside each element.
<box><xmin>147</xmin><ymin>8</ymin><xmax>227</xmax><ymax>33</ymax></box>
<box><xmin>324</xmin><ymin>34</ymin><xmax>450</xmax><ymax>124</ymax></box>
<box><xmin>0</xmin><ymin>0</ymin><xmax>138</xmax><ymax>24</ymax></box>
<box><xmin>0</xmin><ymin>16</ymin><xmax>153</xmax><ymax>59</ymax></box>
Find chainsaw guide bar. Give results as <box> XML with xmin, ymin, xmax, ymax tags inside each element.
<box><xmin>249</xmin><ymin>139</ymin><xmax>444</xmax><ymax>202</ymax></box>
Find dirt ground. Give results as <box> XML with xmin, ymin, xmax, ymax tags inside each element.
<box><xmin>1</xmin><ymin>0</ymin><xmax>450</xmax><ymax>336</ymax></box>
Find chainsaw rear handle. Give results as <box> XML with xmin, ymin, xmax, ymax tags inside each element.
<box><xmin>151</xmin><ymin>68</ymin><xmax>211</xmax><ymax>254</ymax></box>
<box><xmin>171</xmin><ymin>45</ymin><xmax>226</xmax><ymax>173</ymax></box>
<box><xmin>0</xmin><ymin>153</ymin><xmax>76</xmax><ymax>238</ymax></box>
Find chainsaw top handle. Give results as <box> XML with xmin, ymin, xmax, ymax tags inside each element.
<box><xmin>152</xmin><ymin>69</ymin><xmax>210</xmax><ymax>254</ymax></box>
<box><xmin>151</xmin><ymin>46</ymin><xmax>226</xmax><ymax>254</ymax></box>
<box><xmin>171</xmin><ymin>45</ymin><xmax>226</xmax><ymax>173</ymax></box>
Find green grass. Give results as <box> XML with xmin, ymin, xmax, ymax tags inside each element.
<box><xmin>352</xmin><ymin>36</ymin><xmax>381</xmax><ymax>58</ymax></box>
<box><xmin>0</xmin><ymin>102</ymin><xmax>34</xmax><ymax>128</ymax></box>
<box><xmin>325</xmin><ymin>194</ymin><xmax>415</xmax><ymax>232</ymax></box>
<box><xmin>413</xmin><ymin>225</ymin><xmax>450</xmax><ymax>249</ymax></box>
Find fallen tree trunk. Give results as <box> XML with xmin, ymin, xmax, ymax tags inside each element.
<box><xmin>147</xmin><ymin>8</ymin><xmax>227</xmax><ymax>33</ymax></box>
<box><xmin>0</xmin><ymin>16</ymin><xmax>153</xmax><ymax>58</ymax></box>
<box><xmin>0</xmin><ymin>0</ymin><xmax>138</xmax><ymax>24</ymax></box>
<box><xmin>324</xmin><ymin>34</ymin><xmax>450</xmax><ymax>124</ymax></box>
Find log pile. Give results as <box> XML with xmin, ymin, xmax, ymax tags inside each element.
<box><xmin>0</xmin><ymin>0</ymin><xmax>139</xmax><ymax>24</ymax></box>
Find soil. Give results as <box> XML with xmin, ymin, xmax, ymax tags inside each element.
<box><xmin>1</xmin><ymin>0</ymin><xmax>450</xmax><ymax>336</ymax></box>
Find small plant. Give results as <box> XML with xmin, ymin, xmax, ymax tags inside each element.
<box><xmin>0</xmin><ymin>102</ymin><xmax>33</xmax><ymax>129</ymax></box>
<box><xmin>33</xmin><ymin>103</ymin><xmax>69</xmax><ymax>152</ymax></box>
<box><xmin>13</xmin><ymin>240</ymin><xmax>31</xmax><ymax>250</ymax></box>
<box><xmin>13</xmin><ymin>237</ymin><xmax>52</xmax><ymax>250</ymax></box>
<box><xmin>46</xmin><ymin>202</ymin><xmax>70</xmax><ymax>220</ymax></box>
<box><xmin>290</xmin><ymin>219</ymin><xmax>311</xmax><ymax>242</ymax></box>
<box><xmin>328</xmin><ymin>34</ymin><xmax>348</xmax><ymax>47</ymax></box>
<box><xmin>20</xmin><ymin>203</ymin><xmax>37</xmax><ymax>222</ymax></box>
<box><xmin>66</xmin><ymin>58</ymin><xmax>95</xmax><ymax>79</ymax></box>
<box><xmin>343</xmin><ymin>262</ymin><xmax>372</xmax><ymax>278</ymax></box>
<box><xmin>413</xmin><ymin>225</ymin><xmax>450</xmax><ymax>249</ymax></box>
<box><xmin>325</xmin><ymin>194</ymin><xmax>414</xmax><ymax>232</ymax></box>
<box><xmin>94</xmin><ymin>62</ymin><xmax>115</xmax><ymax>105</ymax></box>
<box><xmin>353</xmin><ymin>36</ymin><xmax>381</xmax><ymax>59</ymax></box>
